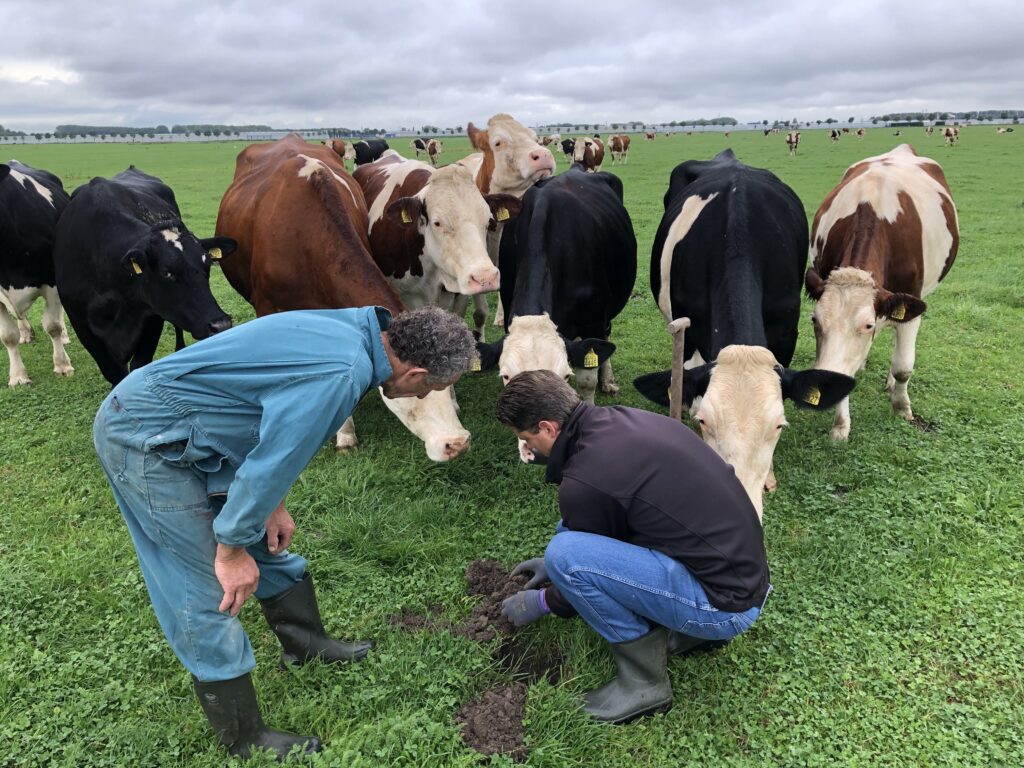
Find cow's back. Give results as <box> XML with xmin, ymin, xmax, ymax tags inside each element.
<box><xmin>0</xmin><ymin>162</ymin><xmax>70</xmax><ymax>287</ymax></box>
<box><xmin>500</xmin><ymin>168</ymin><xmax>636</xmax><ymax>337</ymax></box>
<box><xmin>652</xmin><ymin>150</ymin><xmax>807</xmax><ymax>366</ymax></box>
<box><xmin>217</xmin><ymin>134</ymin><xmax>400</xmax><ymax>314</ymax></box>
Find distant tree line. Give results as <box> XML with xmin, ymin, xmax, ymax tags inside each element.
<box><xmin>0</xmin><ymin>124</ymin><xmax>27</xmax><ymax>136</ymax></box>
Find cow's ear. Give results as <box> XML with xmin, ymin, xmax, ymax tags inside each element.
<box><xmin>682</xmin><ymin>363</ymin><xmax>713</xmax><ymax>406</ymax></box>
<box><xmin>484</xmin><ymin>194</ymin><xmax>522</xmax><ymax>229</ymax></box>
<box><xmin>875</xmin><ymin>290</ymin><xmax>926</xmax><ymax>323</ymax></box>
<box><xmin>386</xmin><ymin>197</ymin><xmax>425</xmax><ymax>226</ymax></box>
<box><xmin>0</xmin><ymin>164</ymin><xmax>9</xmax><ymax>182</ymax></box>
<box><xmin>199</xmin><ymin>236</ymin><xmax>237</xmax><ymax>261</ymax></box>
<box><xmin>467</xmin><ymin>123</ymin><xmax>489</xmax><ymax>152</ymax></box>
<box><xmin>778</xmin><ymin>367</ymin><xmax>856</xmax><ymax>410</ymax></box>
<box><xmin>565</xmin><ymin>339</ymin><xmax>615</xmax><ymax>370</ymax></box>
<box><xmin>475</xmin><ymin>337</ymin><xmax>504</xmax><ymax>372</ymax></box>
<box><xmin>805</xmin><ymin>267</ymin><xmax>826</xmax><ymax>300</ymax></box>
<box><xmin>633</xmin><ymin>370</ymin><xmax>671</xmax><ymax>407</ymax></box>
<box><xmin>121</xmin><ymin>248</ymin><xmax>147</xmax><ymax>277</ymax></box>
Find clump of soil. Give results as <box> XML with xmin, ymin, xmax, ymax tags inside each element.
<box><xmin>498</xmin><ymin>636</ymin><xmax>564</xmax><ymax>685</ymax></box>
<box><xmin>457</xmin><ymin>560</ymin><xmax>529</xmax><ymax>643</ymax></box>
<box><xmin>455</xmin><ymin>683</ymin><xmax>528</xmax><ymax>762</ymax></box>
<box><xmin>909</xmin><ymin>415</ymin><xmax>937</xmax><ymax>432</ymax></box>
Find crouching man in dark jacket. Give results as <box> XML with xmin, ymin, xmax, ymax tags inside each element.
<box><xmin>496</xmin><ymin>370</ymin><xmax>771</xmax><ymax>724</ymax></box>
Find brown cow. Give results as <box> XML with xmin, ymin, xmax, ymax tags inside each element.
<box><xmin>856</xmin><ymin>128</ymin><xmax>866</xmax><ymax>138</ymax></box>
<box><xmin>944</xmin><ymin>126</ymin><xmax>959</xmax><ymax>146</ymax></box>
<box><xmin>572</xmin><ymin>136</ymin><xmax>605</xmax><ymax>171</ymax></box>
<box><xmin>644</xmin><ymin>131</ymin><xmax>656</xmax><ymax>140</ymax></box>
<box><xmin>609</xmin><ymin>134</ymin><xmax>631</xmax><ymax>164</ymax></box>
<box><xmin>321</xmin><ymin>138</ymin><xmax>356</xmax><ymax>167</ymax></box>
<box><xmin>449</xmin><ymin>114</ymin><xmax>555</xmax><ymax>335</ymax></box>
<box><xmin>925</xmin><ymin>125</ymin><xmax>934</xmax><ymax>136</ymax></box>
<box><xmin>786</xmin><ymin>131</ymin><xmax>801</xmax><ymax>156</ymax></box>
<box><xmin>805</xmin><ymin>144</ymin><xmax>959</xmax><ymax>440</ymax></box>
<box><xmin>216</xmin><ymin>134</ymin><xmax>471</xmax><ymax>460</ymax></box>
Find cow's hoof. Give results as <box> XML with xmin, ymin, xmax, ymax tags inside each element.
<box><xmin>19</xmin><ymin>333</ymin><xmax>34</xmax><ymax>344</ymax></box>
<box><xmin>894</xmin><ymin>405</ymin><xmax>914</xmax><ymax>421</ymax></box>
<box><xmin>54</xmin><ymin>365</ymin><xmax>75</xmax><ymax>377</ymax></box>
<box><xmin>8</xmin><ymin>376</ymin><xmax>32</xmax><ymax>387</ymax></box>
<box><xmin>764</xmin><ymin>479</ymin><xmax>778</xmax><ymax>493</ymax></box>
<box><xmin>829</xmin><ymin>425</ymin><xmax>850</xmax><ymax>441</ymax></box>
<box><xmin>334</xmin><ymin>440</ymin><xmax>359</xmax><ymax>454</ymax></box>
<box><xmin>600</xmin><ymin>382</ymin><xmax>620</xmax><ymax>395</ymax></box>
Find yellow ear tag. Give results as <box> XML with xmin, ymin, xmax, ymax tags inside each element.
<box><xmin>208</xmin><ymin>247</ymin><xmax>222</xmax><ymax>261</ymax></box>
<box><xmin>804</xmin><ymin>386</ymin><xmax>821</xmax><ymax>406</ymax></box>
<box><xmin>496</xmin><ymin>206</ymin><xmax>510</xmax><ymax>222</ymax></box>
<box><xmin>401</xmin><ymin>209</ymin><xmax>412</xmax><ymax>224</ymax></box>
<box><xmin>583</xmin><ymin>349</ymin><xmax>599</xmax><ymax>369</ymax></box>
<box><xmin>470</xmin><ymin>357</ymin><xmax>481</xmax><ymax>372</ymax></box>
<box><xmin>891</xmin><ymin>303</ymin><xmax>906</xmax><ymax>320</ymax></box>
<box><xmin>131</xmin><ymin>260</ymin><xmax>143</xmax><ymax>275</ymax></box>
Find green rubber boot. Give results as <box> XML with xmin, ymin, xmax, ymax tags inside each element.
<box><xmin>583</xmin><ymin>628</ymin><xmax>673</xmax><ymax>723</ymax></box>
<box><xmin>193</xmin><ymin>673</ymin><xmax>321</xmax><ymax>761</ymax></box>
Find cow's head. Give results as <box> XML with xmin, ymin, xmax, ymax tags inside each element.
<box><xmin>379</xmin><ymin>385</ymin><xmax>470</xmax><ymax>461</ymax></box>
<box><xmin>633</xmin><ymin>345</ymin><xmax>855</xmax><ymax>519</ymax></box>
<box><xmin>572</xmin><ymin>138</ymin><xmax>592</xmax><ymax>163</ymax></box>
<box><xmin>121</xmin><ymin>220</ymin><xmax>235</xmax><ymax>339</ymax></box>
<box><xmin>385</xmin><ymin>164</ymin><xmax>519</xmax><ymax>295</ymax></box>
<box><xmin>468</xmin><ymin>114</ymin><xmax>555</xmax><ymax>195</ymax></box>
<box><xmin>806</xmin><ymin>266</ymin><xmax>926</xmax><ymax>378</ymax></box>
<box><xmin>428</xmin><ymin>139</ymin><xmax>443</xmax><ymax>155</ymax></box>
<box><xmin>476</xmin><ymin>314</ymin><xmax>614</xmax><ymax>459</ymax></box>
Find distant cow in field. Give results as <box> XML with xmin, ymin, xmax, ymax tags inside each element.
<box><xmin>609</xmin><ymin>134</ymin><xmax>631</xmax><ymax>164</ymax></box>
<box><xmin>842</xmin><ymin>127</ymin><xmax>850</xmax><ymax>134</ymax></box>
<box><xmin>55</xmin><ymin>167</ymin><xmax>234</xmax><ymax>385</ymax></box>
<box><xmin>786</xmin><ymin>131</ymin><xmax>801</xmax><ymax>156</ymax></box>
<box><xmin>0</xmin><ymin>161</ymin><xmax>73</xmax><ymax>386</ymax></box>
<box><xmin>560</xmin><ymin>138</ymin><xmax>576</xmax><ymax>162</ymax></box>
<box><xmin>925</xmin><ymin>126</ymin><xmax>934</xmax><ymax>136</ymax></box>
<box><xmin>645</xmin><ymin>131</ymin><xmax>656</xmax><ymax>140</ymax></box>
<box><xmin>353</xmin><ymin>139</ymin><xmax>390</xmax><ymax>166</ymax></box>
<box><xmin>573</xmin><ymin>136</ymin><xmax>605</xmax><ymax>171</ymax></box>
<box><xmin>805</xmin><ymin>144</ymin><xmax>959</xmax><ymax>440</ymax></box>
<box><xmin>893</xmin><ymin>130</ymin><xmax>902</xmax><ymax>136</ymax></box>
<box><xmin>216</xmin><ymin>133</ymin><xmax>472</xmax><ymax>461</ymax></box>
<box><xmin>943</xmin><ymin>126</ymin><xmax>958</xmax><ymax>146</ymax></box>
<box><xmin>410</xmin><ymin>138</ymin><xmax>444</xmax><ymax>166</ymax></box>
<box><xmin>856</xmin><ymin>128</ymin><xmax>866</xmax><ymax>138</ymax></box>
<box><xmin>322</xmin><ymin>139</ymin><xmax>356</xmax><ymax>167</ymax></box>
<box><xmin>829</xmin><ymin>129</ymin><xmax>841</xmax><ymax>143</ymax></box>
<box><xmin>476</xmin><ymin>166</ymin><xmax>636</xmax><ymax>451</ymax></box>
<box><xmin>634</xmin><ymin>149</ymin><xmax>853</xmax><ymax>517</ymax></box>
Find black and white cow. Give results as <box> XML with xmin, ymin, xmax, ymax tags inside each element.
<box><xmin>560</xmin><ymin>138</ymin><xmax>576</xmax><ymax>163</ymax></box>
<box><xmin>0</xmin><ymin>161</ymin><xmax>74</xmax><ymax>386</ymax></box>
<box><xmin>633</xmin><ymin>149</ymin><xmax>854</xmax><ymax>518</ymax></box>
<box><xmin>53</xmin><ymin>167</ymin><xmax>235</xmax><ymax>385</ymax></box>
<box><xmin>476</xmin><ymin>165</ymin><xmax>636</xmax><ymax>459</ymax></box>
<box><xmin>353</xmin><ymin>139</ymin><xmax>391</xmax><ymax>166</ymax></box>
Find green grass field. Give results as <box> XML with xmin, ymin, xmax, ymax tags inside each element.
<box><xmin>2</xmin><ymin>127</ymin><xmax>1022</xmax><ymax>767</ymax></box>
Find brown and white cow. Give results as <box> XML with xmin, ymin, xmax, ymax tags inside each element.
<box><xmin>216</xmin><ymin>133</ymin><xmax>471</xmax><ymax>461</ymax></box>
<box><xmin>572</xmin><ymin>136</ymin><xmax>605</xmax><ymax>172</ymax></box>
<box><xmin>925</xmin><ymin>125</ymin><xmax>934</xmax><ymax>136</ymax></box>
<box><xmin>448</xmin><ymin>114</ymin><xmax>556</xmax><ymax>335</ymax></box>
<box><xmin>805</xmin><ymin>144</ymin><xmax>959</xmax><ymax>440</ymax></box>
<box><xmin>354</xmin><ymin>151</ymin><xmax>519</xmax><ymax>308</ymax></box>
<box><xmin>786</xmin><ymin>131</ymin><xmax>801</xmax><ymax>156</ymax></box>
<box><xmin>944</xmin><ymin>126</ymin><xmax>959</xmax><ymax>146</ymax></box>
<box><xmin>609</xmin><ymin>134</ymin><xmax>631</xmax><ymax>164</ymax></box>
<box><xmin>645</xmin><ymin>131</ymin><xmax>656</xmax><ymax>140</ymax></box>
<box><xmin>856</xmin><ymin>128</ymin><xmax>866</xmax><ymax>138</ymax></box>
<box><xmin>410</xmin><ymin>138</ymin><xmax>444</xmax><ymax>167</ymax></box>
<box><xmin>322</xmin><ymin>139</ymin><xmax>356</xmax><ymax>167</ymax></box>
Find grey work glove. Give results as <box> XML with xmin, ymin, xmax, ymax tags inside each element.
<box><xmin>500</xmin><ymin>589</ymin><xmax>551</xmax><ymax>627</ymax></box>
<box><xmin>511</xmin><ymin>557</ymin><xmax>549</xmax><ymax>589</ymax></box>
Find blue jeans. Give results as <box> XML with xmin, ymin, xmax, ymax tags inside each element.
<box><xmin>544</xmin><ymin>530</ymin><xmax>769</xmax><ymax>644</ymax></box>
<box><xmin>93</xmin><ymin>392</ymin><xmax>307</xmax><ymax>682</ymax></box>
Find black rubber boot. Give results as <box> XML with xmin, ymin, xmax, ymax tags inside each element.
<box><xmin>583</xmin><ymin>628</ymin><xmax>673</xmax><ymax>723</ymax></box>
<box><xmin>259</xmin><ymin>573</ymin><xmax>372</xmax><ymax>667</ymax></box>
<box><xmin>193</xmin><ymin>673</ymin><xmax>321</xmax><ymax>761</ymax></box>
<box><xmin>667</xmin><ymin>630</ymin><xmax>731</xmax><ymax>656</ymax></box>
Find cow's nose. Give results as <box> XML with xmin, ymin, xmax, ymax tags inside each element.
<box><xmin>445</xmin><ymin>436</ymin><xmax>470</xmax><ymax>459</ymax></box>
<box><xmin>209</xmin><ymin>317</ymin><xmax>232</xmax><ymax>335</ymax></box>
<box><xmin>470</xmin><ymin>268</ymin><xmax>500</xmax><ymax>291</ymax></box>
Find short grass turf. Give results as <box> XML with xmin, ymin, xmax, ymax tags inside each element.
<box><xmin>2</xmin><ymin>126</ymin><xmax>1022</xmax><ymax>767</ymax></box>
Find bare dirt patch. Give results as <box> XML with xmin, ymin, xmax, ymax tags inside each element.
<box><xmin>455</xmin><ymin>683</ymin><xmax>528</xmax><ymax>762</ymax></box>
<box><xmin>909</xmin><ymin>415</ymin><xmax>937</xmax><ymax>432</ymax></box>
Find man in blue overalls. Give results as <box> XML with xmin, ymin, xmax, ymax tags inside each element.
<box><xmin>93</xmin><ymin>305</ymin><xmax>476</xmax><ymax>761</ymax></box>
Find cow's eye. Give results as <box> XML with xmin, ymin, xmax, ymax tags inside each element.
<box><xmin>433</xmin><ymin>221</ymin><xmax>442</xmax><ymax>228</ymax></box>
<box><xmin>500</xmin><ymin>373</ymin><xmax>510</xmax><ymax>382</ymax></box>
<box><xmin>161</xmin><ymin>270</ymin><xmax>174</xmax><ymax>280</ymax></box>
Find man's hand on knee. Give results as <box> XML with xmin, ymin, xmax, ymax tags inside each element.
<box><xmin>215</xmin><ymin>545</ymin><xmax>260</xmax><ymax>616</ymax></box>
<box><xmin>500</xmin><ymin>589</ymin><xmax>551</xmax><ymax>627</ymax></box>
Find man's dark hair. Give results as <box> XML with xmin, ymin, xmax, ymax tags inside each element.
<box><xmin>496</xmin><ymin>370</ymin><xmax>581</xmax><ymax>431</ymax></box>
<box><xmin>387</xmin><ymin>306</ymin><xmax>478</xmax><ymax>385</ymax></box>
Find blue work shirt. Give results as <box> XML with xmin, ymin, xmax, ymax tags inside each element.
<box><xmin>105</xmin><ymin>307</ymin><xmax>393</xmax><ymax>547</ymax></box>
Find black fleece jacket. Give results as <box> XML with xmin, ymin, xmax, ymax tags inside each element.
<box><xmin>542</xmin><ymin>402</ymin><xmax>769</xmax><ymax>617</ymax></box>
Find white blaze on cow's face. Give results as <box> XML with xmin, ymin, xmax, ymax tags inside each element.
<box><xmin>161</xmin><ymin>228</ymin><xmax>184</xmax><ymax>251</ymax></box>
<box><xmin>497</xmin><ymin>314</ymin><xmax>572</xmax><ymax>384</ymax></box>
<box><xmin>694</xmin><ymin>346</ymin><xmax>788</xmax><ymax>520</ymax></box>
<box><xmin>477</xmin><ymin>114</ymin><xmax>555</xmax><ymax>195</ymax></box>
<box><xmin>810</xmin><ymin>267</ymin><xmax>879</xmax><ymax>377</ymax></box>
<box><xmin>421</xmin><ymin>164</ymin><xmax>499</xmax><ymax>295</ymax></box>
<box><xmin>379</xmin><ymin>386</ymin><xmax>471</xmax><ymax>461</ymax></box>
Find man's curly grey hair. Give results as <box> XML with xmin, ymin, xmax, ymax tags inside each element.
<box><xmin>387</xmin><ymin>306</ymin><xmax>478</xmax><ymax>385</ymax></box>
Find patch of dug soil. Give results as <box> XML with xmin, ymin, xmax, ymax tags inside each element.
<box><xmin>457</xmin><ymin>560</ymin><xmax>529</xmax><ymax>643</ymax></box>
<box><xmin>389</xmin><ymin>604</ymin><xmax>450</xmax><ymax>632</ymax></box>
<box><xmin>455</xmin><ymin>683</ymin><xmax>528</xmax><ymax>762</ymax></box>
<box><xmin>498</xmin><ymin>636</ymin><xmax>564</xmax><ymax>685</ymax></box>
<box><xmin>909</xmin><ymin>415</ymin><xmax>937</xmax><ymax>432</ymax></box>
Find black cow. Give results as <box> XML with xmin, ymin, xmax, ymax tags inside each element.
<box><xmin>633</xmin><ymin>149</ymin><xmax>853</xmax><ymax>515</ymax></box>
<box><xmin>477</xmin><ymin>165</ymin><xmax>636</xmax><ymax>416</ymax></box>
<box><xmin>560</xmin><ymin>138</ymin><xmax>576</xmax><ymax>162</ymax></box>
<box><xmin>0</xmin><ymin>161</ymin><xmax>74</xmax><ymax>386</ymax></box>
<box><xmin>353</xmin><ymin>139</ymin><xmax>391</xmax><ymax>166</ymax></box>
<box><xmin>53</xmin><ymin>167</ymin><xmax>236</xmax><ymax>385</ymax></box>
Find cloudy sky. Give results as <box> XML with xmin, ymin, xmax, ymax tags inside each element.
<box><xmin>1</xmin><ymin>0</ymin><xmax>1020</xmax><ymax>132</ymax></box>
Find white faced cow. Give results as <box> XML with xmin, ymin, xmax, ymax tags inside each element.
<box><xmin>805</xmin><ymin>144</ymin><xmax>959</xmax><ymax>440</ymax></box>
